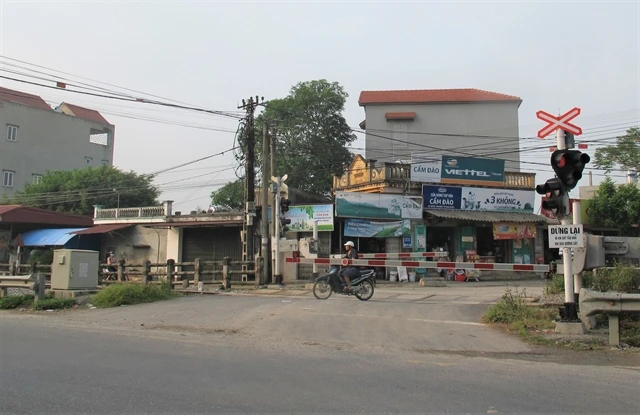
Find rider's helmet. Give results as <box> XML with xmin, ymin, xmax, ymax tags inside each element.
<box><xmin>344</xmin><ymin>241</ymin><xmax>355</xmax><ymax>248</ymax></box>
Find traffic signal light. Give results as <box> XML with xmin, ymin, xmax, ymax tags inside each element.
<box><xmin>536</xmin><ymin>177</ymin><xmax>567</xmax><ymax>217</ymax></box>
<box><xmin>281</xmin><ymin>217</ymin><xmax>291</xmax><ymax>234</ymax></box>
<box><xmin>550</xmin><ymin>149</ymin><xmax>590</xmax><ymax>190</ymax></box>
<box><xmin>280</xmin><ymin>198</ymin><xmax>291</xmax><ymax>213</ymax></box>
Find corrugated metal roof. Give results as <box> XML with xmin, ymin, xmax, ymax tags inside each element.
<box><xmin>424</xmin><ymin>210</ymin><xmax>550</xmax><ymax>223</ymax></box>
<box><xmin>72</xmin><ymin>224</ymin><xmax>132</xmax><ymax>235</ymax></box>
<box><xmin>20</xmin><ymin>228</ymin><xmax>89</xmax><ymax>247</ymax></box>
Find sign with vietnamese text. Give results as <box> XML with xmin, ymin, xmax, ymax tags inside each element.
<box><xmin>548</xmin><ymin>225</ymin><xmax>584</xmax><ymax>248</ymax></box>
<box><xmin>493</xmin><ymin>223</ymin><xmax>537</xmax><ymax>240</ymax></box>
<box><xmin>285</xmin><ymin>205</ymin><xmax>334</xmax><ymax>232</ymax></box>
<box><xmin>422</xmin><ymin>185</ymin><xmax>534</xmax><ymax>213</ymax></box>
<box><xmin>410</xmin><ymin>154</ymin><xmax>442</xmax><ymax>182</ymax></box>
<box><xmin>422</xmin><ymin>185</ymin><xmax>462</xmax><ymax>210</ymax></box>
<box><xmin>335</xmin><ymin>191</ymin><xmax>423</xmax><ymax>220</ymax></box>
<box><xmin>411</xmin><ymin>154</ymin><xmax>505</xmax><ymax>186</ymax></box>
<box><xmin>344</xmin><ymin>219</ymin><xmax>411</xmax><ymax>238</ymax></box>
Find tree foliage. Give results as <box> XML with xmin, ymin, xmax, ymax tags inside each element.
<box><xmin>252</xmin><ymin>79</ymin><xmax>356</xmax><ymax>196</ymax></box>
<box><xmin>210</xmin><ymin>179</ymin><xmax>244</xmax><ymax>210</ymax></box>
<box><xmin>5</xmin><ymin>166</ymin><xmax>160</xmax><ymax>216</ymax></box>
<box><xmin>594</xmin><ymin>127</ymin><xmax>640</xmax><ymax>173</ymax></box>
<box><xmin>587</xmin><ymin>178</ymin><xmax>640</xmax><ymax>236</ymax></box>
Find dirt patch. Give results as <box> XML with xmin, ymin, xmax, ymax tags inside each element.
<box><xmin>140</xmin><ymin>324</ymin><xmax>241</xmax><ymax>335</ymax></box>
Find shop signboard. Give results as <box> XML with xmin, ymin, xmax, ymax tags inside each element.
<box><xmin>284</xmin><ymin>205</ymin><xmax>334</xmax><ymax>232</ymax></box>
<box><xmin>335</xmin><ymin>191</ymin><xmax>423</xmax><ymax>220</ymax></box>
<box><xmin>440</xmin><ymin>155</ymin><xmax>505</xmax><ymax>186</ymax></box>
<box><xmin>493</xmin><ymin>223</ymin><xmax>537</xmax><ymax>240</ymax></box>
<box><xmin>344</xmin><ymin>219</ymin><xmax>411</xmax><ymax>238</ymax></box>
<box><xmin>422</xmin><ymin>185</ymin><xmax>462</xmax><ymax>210</ymax></box>
<box><xmin>411</xmin><ymin>154</ymin><xmax>505</xmax><ymax>186</ymax></box>
<box><xmin>410</xmin><ymin>154</ymin><xmax>443</xmax><ymax>183</ymax></box>
<box><xmin>422</xmin><ymin>185</ymin><xmax>534</xmax><ymax>213</ymax></box>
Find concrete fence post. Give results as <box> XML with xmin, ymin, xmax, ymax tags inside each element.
<box><xmin>166</xmin><ymin>259</ymin><xmax>175</xmax><ymax>290</ymax></box>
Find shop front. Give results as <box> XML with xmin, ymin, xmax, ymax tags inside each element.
<box><xmin>422</xmin><ymin>184</ymin><xmax>549</xmax><ymax>276</ymax></box>
<box><xmin>334</xmin><ymin>191</ymin><xmax>423</xmax><ymax>280</ymax></box>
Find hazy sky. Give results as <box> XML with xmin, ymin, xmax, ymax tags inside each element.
<box><xmin>1</xmin><ymin>0</ymin><xmax>638</xmax><ymax>212</ymax></box>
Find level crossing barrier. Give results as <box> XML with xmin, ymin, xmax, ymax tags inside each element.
<box><xmin>286</xmin><ymin>256</ymin><xmax>550</xmax><ymax>273</ymax></box>
<box><xmin>330</xmin><ymin>251</ymin><xmax>449</xmax><ymax>260</ymax></box>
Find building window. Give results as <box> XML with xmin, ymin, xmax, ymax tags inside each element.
<box><xmin>33</xmin><ymin>174</ymin><xmax>43</xmax><ymax>185</ymax></box>
<box><xmin>85</xmin><ymin>157</ymin><xmax>92</xmax><ymax>165</ymax></box>
<box><xmin>2</xmin><ymin>170</ymin><xmax>15</xmax><ymax>187</ymax></box>
<box><xmin>101</xmin><ymin>160</ymin><xmax>109</xmax><ymax>166</ymax></box>
<box><xmin>6</xmin><ymin>125</ymin><xmax>18</xmax><ymax>142</ymax></box>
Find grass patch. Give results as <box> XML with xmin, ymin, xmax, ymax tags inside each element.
<box><xmin>32</xmin><ymin>298</ymin><xmax>75</xmax><ymax>311</ymax></box>
<box><xmin>91</xmin><ymin>282</ymin><xmax>180</xmax><ymax>308</ymax></box>
<box><xmin>0</xmin><ymin>294</ymin><xmax>74</xmax><ymax>311</ymax></box>
<box><xmin>483</xmin><ymin>287</ymin><xmax>560</xmax><ymax>344</ymax></box>
<box><xmin>0</xmin><ymin>294</ymin><xmax>34</xmax><ymax>309</ymax></box>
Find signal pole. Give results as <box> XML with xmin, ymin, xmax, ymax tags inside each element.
<box><xmin>556</xmin><ymin>128</ymin><xmax>576</xmax><ymax>315</ymax></box>
<box><xmin>238</xmin><ymin>96</ymin><xmax>263</xmax><ymax>275</ymax></box>
<box><xmin>261</xmin><ymin>122</ymin><xmax>271</xmax><ymax>285</ymax></box>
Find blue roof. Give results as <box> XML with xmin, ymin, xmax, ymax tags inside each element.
<box><xmin>21</xmin><ymin>228</ymin><xmax>89</xmax><ymax>247</ymax></box>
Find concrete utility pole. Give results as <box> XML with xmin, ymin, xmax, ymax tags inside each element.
<box><xmin>261</xmin><ymin>122</ymin><xmax>271</xmax><ymax>285</ymax></box>
<box><xmin>238</xmin><ymin>96</ymin><xmax>263</xmax><ymax>276</ymax></box>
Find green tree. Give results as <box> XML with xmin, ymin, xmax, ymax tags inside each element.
<box><xmin>251</xmin><ymin>79</ymin><xmax>356</xmax><ymax>196</ymax></box>
<box><xmin>594</xmin><ymin>127</ymin><xmax>640</xmax><ymax>173</ymax></box>
<box><xmin>6</xmin><ymin>166</ymin><xmax>159</xmax><ymax>216</ymax></box>
<box><xmin>588</xmin><ymin>177</ymin><xmax>640</xmax><ymax>236</ymax></box>
<box><xmin>210</xmin><ymin>179</ymin><xmax>244</xmax><ymax>210</ymax></box>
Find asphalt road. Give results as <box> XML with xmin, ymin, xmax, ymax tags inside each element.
<box><xmin>2</xmin><ymin>316</ymin><xmax>639</xmax><ymax>414</ymax></box>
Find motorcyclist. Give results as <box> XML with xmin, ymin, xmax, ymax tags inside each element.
<box><xmin>340</xmin><ymin>241</ymin><xmax>359</xmax><ymax>291</ymax></box>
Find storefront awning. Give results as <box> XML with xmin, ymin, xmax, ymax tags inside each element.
<box><xmin>424</xmin><ymin>210</ymin><xmax>552</xmax><ymax>224</ymax></box>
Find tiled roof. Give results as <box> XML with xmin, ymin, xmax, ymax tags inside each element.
<box><xmin>59</xmin><ymin>102</ymin><xmax>111</xmax><ymax>125</ymax></box>
<box><xmin>359</xmin><ymin>88</ymin><xmax>522</xmax><ymax>106</ymax></box>
<box><xmin>0</xmin><ymin>87</ymin><xmax>52</xmax><ymax>111</ymax></box>
<box><xmin>0</xmin><ymin>205</ymin><xmax>21</xmax><ymax>215</ymax></box>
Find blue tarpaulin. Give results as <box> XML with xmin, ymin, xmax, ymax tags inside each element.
<box><xmin>20</xmin><ymin>228</ymin><xmax>89</xmax><ymax>247</ymax></box>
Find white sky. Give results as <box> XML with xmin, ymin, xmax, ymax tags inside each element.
<box><xmin>1</xmin><ymin>1</ymin><xmax>638</xmax><ymax>212</ymax></box>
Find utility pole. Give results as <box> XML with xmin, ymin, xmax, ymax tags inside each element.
<box><xmin>238</xmin><ymin>96</ymin><xmax>263</xmax><ymax>279</ymax></box>
<box><xmin>261</xmin><ymin>122</ymin><xmax>271</xmax><ymax>285</ymax></box>
<box><xmin>269</xmin><ymin>126</ymin><xmax>277</xmax><ymax>240</ymax></box>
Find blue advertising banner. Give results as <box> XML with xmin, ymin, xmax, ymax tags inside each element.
<box><xmin>422</xmin><ymin>185</ymin><xmax>463</xmax><ymax>209</ymax></box>
<box><xmin>422</xmin><ymin>184</ymin><xmax>535</xmax><ymax>213</ymax></box>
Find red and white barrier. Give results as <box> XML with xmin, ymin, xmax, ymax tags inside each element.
<box><xmin>330</xmin><ymin>251</ymin><xmax>449</xmax><ymax>259</ymax></box>
<box><xmin>286</xmin><ymin>256</ymin><xmax>549</xmax><ymax>273</ymax></box>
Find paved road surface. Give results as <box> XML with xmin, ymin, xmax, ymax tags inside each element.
<box><xmin>2</xmin><ymin>318</ymin><xmax>639</xmax><ymax>414</ymax></box>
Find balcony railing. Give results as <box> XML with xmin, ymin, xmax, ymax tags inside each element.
<box><xmin>94</xmin><ymin>201</ymin><xmax>173</xmax><ymax>222</ymax></box>
<box><xmin>334</xmin><ymin>161</ymin><xmax>536</xmax><ymax>190</ymax></box>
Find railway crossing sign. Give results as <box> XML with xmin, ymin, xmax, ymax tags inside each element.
<box><xmin>537</xmin><ymin>107</ymin><xmax>583</xmax><ymax>139</ymax></box>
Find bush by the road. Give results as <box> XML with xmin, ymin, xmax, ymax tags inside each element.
<box><xmin>0</xmin><ymin>294</ymin><xmax>34</xmax><ymax>309</ymax></box>
<box><xmin>0</xmin><ymin>294</ymin><xmax>74</xmax><ymax>310</ymax></box>
<box><xmin>91</xmin><ymin>282</ymin><xmax>180</xmax><ymax>308</ymax></box>
<box><xmin>546</xmin><ymin>262</ymin><xmax>640</xmax><ymax>295</ymax></box>
<box><xmin>483</xmin><ymin>287</ymin><xmax>557</xmax><ymax>335</ymax></box>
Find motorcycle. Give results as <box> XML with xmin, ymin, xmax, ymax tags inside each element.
<box><xmin>312</xmin><ymin>265</ymin><xmax>375</xmax><ymax>301</ymax></box>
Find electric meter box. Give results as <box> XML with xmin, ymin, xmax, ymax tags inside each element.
<box><xmin>51</xmin><ymin>249</ymin><xmax>100</xmax><ymax>290</ymax></box>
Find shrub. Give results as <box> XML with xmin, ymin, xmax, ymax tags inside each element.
<box><xmin>546</xmin><ymin>263</ymin><xmax>640</xmax><ymax>295</ymax></box>
<box><xmin>91</xmin><ymin>282</ymin><xmax>180</xmax><ymax>308</ymax></box>
<box><xmin>0</xmin><ymin>294</ymin><xmax>34</xmax><ymax>309</ymax></box>
<box><xmin>483</xmin><ymin>287</ymin><xmax>533</xmax><ymax>324</ymax></box>
<box><xmin>544</xmin><ymin>273</ymin><xmax>565</xmax><ymax>295</ymax></box>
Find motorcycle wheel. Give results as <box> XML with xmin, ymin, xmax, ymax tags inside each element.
<box><xmin>354</xmin><ymin>280</ymin><xmax>374</xmax><ymax>301</ymax></box>
<box><xmin>313</xmin><ymin>279</ymin><xmax>333</xmax><ymax>300</ymax></box>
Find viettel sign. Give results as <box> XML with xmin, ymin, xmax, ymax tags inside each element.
<box><xmin>440</xmin><ymin>155</ymin><xmax>505</xmax><ymax>186</ymax></box>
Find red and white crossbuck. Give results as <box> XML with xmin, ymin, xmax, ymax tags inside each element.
<box><xmin>536</xmin><ymin>107</ymin><xmax>583</xmax><ymax>139</ymax></box>
<box><xmin>286</xmin><ymin>257</ymin><xmax>550</xmax><ymax>273</ymax></box>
